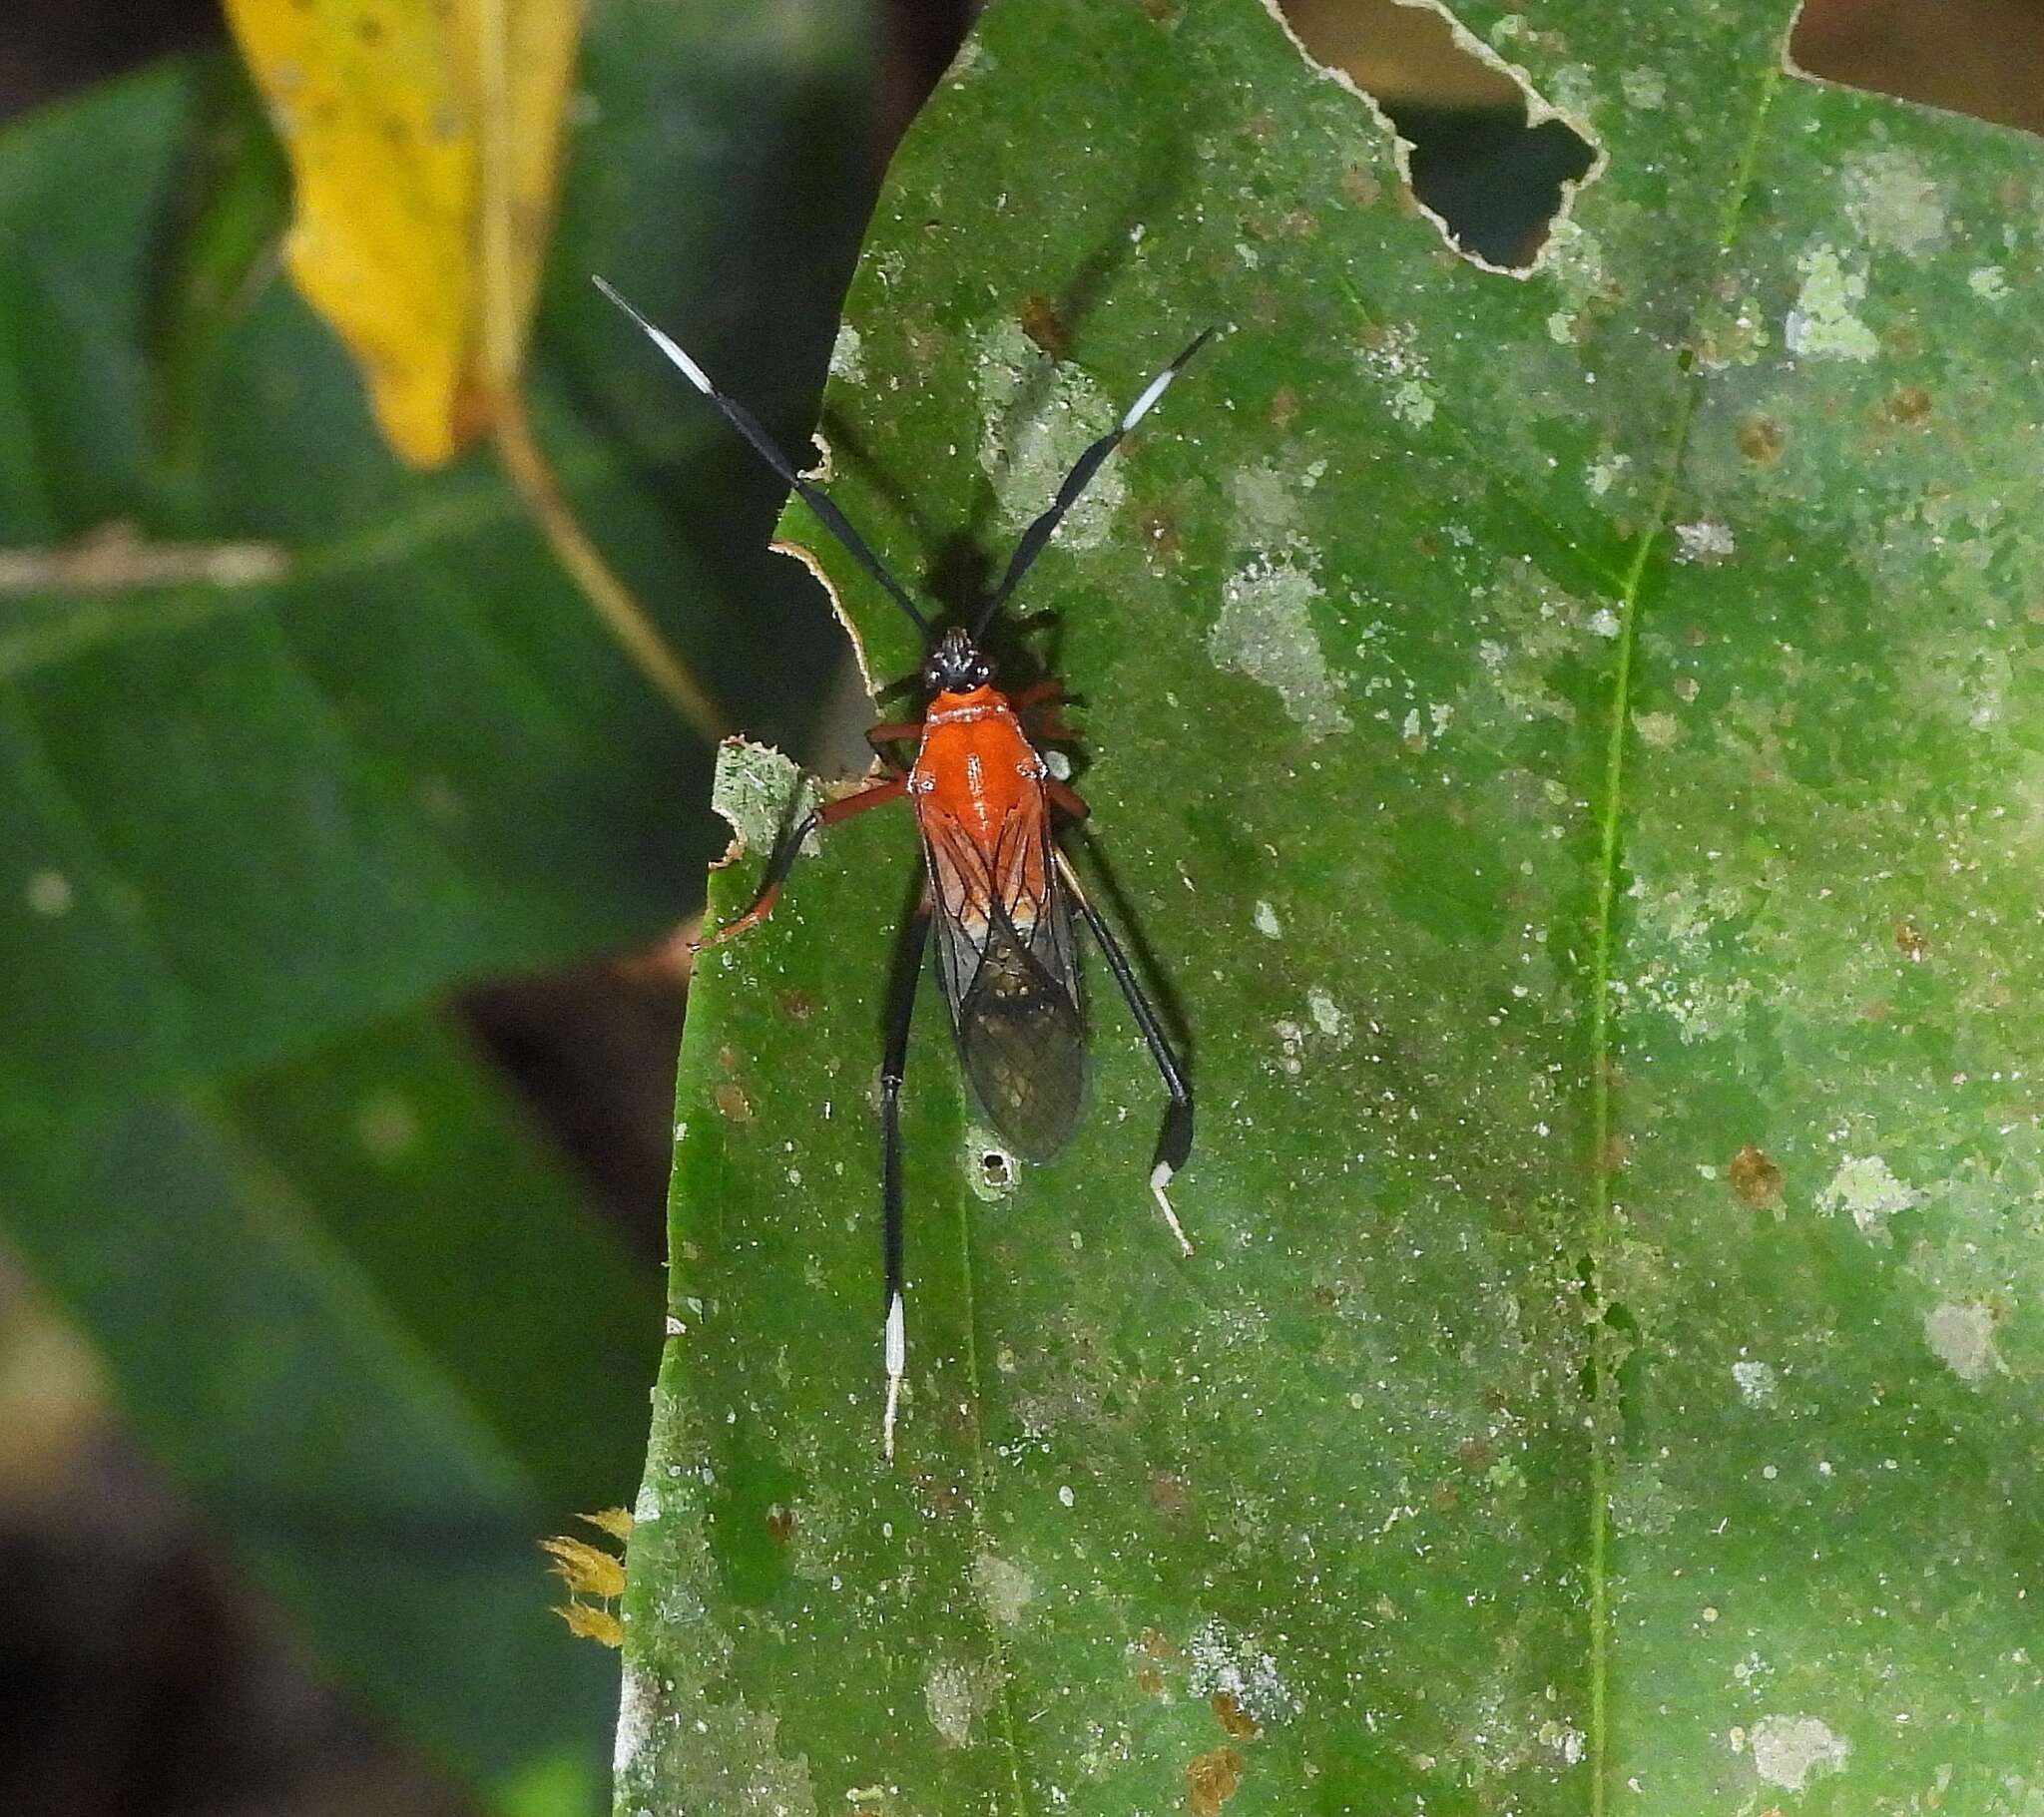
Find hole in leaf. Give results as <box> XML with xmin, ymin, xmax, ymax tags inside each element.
<box><xmin>1274</xmin><ymin>0</ymin><xmax>1598</xmax><ymax>269</ymax></box>
<box><xmin>1788</xmin><ymin>0</ymin><xmax>2044</xmax><ymax>138</ymax></box>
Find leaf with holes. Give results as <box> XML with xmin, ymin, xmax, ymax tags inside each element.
<box><xmin>624</xmin><ymin>0</ymin><xmax>2044</xmax><ymax>1810</ymax></box>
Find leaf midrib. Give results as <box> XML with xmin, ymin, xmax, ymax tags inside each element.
<box><xmin>1582</xmin><ymin>34</ymin><xmax>1790</xmax><ymax>1811</ymax></box>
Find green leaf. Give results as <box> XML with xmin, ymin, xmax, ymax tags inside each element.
<box><xmin>0</xmin><ymin>0</ymin><xmax>876</xmax><ymax>1808</ymax></box>
<box><xmin>626</xmin><ymin>0</ymin><xmax>2044</xmax><ymax>1810</ymax></box>
<box><xmin>0</xmin><ymin>1012</ymin><xmax>655</xmax><ymax>1815</ymax></box>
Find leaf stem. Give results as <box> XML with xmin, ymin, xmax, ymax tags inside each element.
<box><xmin>474</xmin><ymin>0</ymin><xmax>730</xmax><ymax>744</ymax></box>
<box><xmin>491</xmin><ymin>398</ymin><xmax>732</xmax><ymax>743</ymax></box>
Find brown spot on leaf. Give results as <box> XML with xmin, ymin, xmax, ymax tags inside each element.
<box><xmin>1728</xmin><ymin>1144</ymin><xmax>1784</xmax><ymax>1210</ymax></box>
<box><xmin>1340</xmin><ymin>166</ymin><xmax>1382</xmax><ymax>207</ymax></box>
<box><xmin>1880</xmin><ymin>384</ymin><xmax>1933</xmax><ymax>428</ymax></box>
<box><xmin>713</xmin><ymin>1081</ymin><xmax>753</xmax><ymax>1124</ymax></box>
<box><xmin>1187</xmin><ymin>1746</ymin><xmax>1246</xmax><ymax>1815</ymax></box>
<box><xmin>1430</xmin><ymin>1478</ymin><xmax>1460</xmax><ymax>1513</ymax></box>
<box><xmin>1738</xmin><ymin>415</ymin><xmax>1784</xmax><ymax>463</ymax></box>
<box><xmin>1018</xmin><ymin>294</ymin><xmax>1070</xmax><ymax>358</ymax></box>
<box><xmin>1150</xmin><ymin>1472</ymin><xmax>1190</xmax><ymax>1516</ymax></box>
<box><xmin>1140</xmin><ymin>1626</ymin><xmax>1175</xmax><ymax>1659</ymax></box>
<box><xmin>1269</xmin><ymin>386</ymin><xmax>1299</xmax><ymax>432</ymax></box>
<box><xmin>1458</xmin><ymin>1436</ymin><xmax>1493</xmax><ymax>1472</ymax></box>
<box><xmin>765</xmin><ymin>1504</ymin><xmax>794</xmax><ymax>1545</ymax></box>
<box><xmin>1136</xmin><ymin>1663</ymin><xmax>1166</xmax><ymax>1696</ymax></box>
<box><xmin>776</xmin><ymin>988</ymin><xmax>815</xmax><ymax>1023</ymax></box>
<box><xmin>1141</xmin><ymin>508</ymin><xmax>1183</xmax><ymax>561</ymax></box>
<box><xmin>716</xmin><ymin>1045</ymin><xmax>740</xmax><ymax>1071</ymax></box>
<box><xmin>1600</xmin><ymin>1134</ymin><xmax>1631</xmax><ymax>1174</ymax></box>
<box><xmin>1895</xmin><ymin>916</ymin><xmax>1930</xmax><ymax>961</ymax></box>
<box><xmin>1212</xmin><ymin>1691</ymin><xmax>1259</xmax><ymax>1738</ymax></box>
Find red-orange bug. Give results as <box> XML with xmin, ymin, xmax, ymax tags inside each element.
<box><xmin>597</xmin><ymin>277</ymin><xmax>1210</xmax><ymax>1456</ymax></box>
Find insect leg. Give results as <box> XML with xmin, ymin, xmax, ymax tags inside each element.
<box><xmin>864</xmin><ymin>720</ymin><xmax>924</xmax><ymax>763</ymax></box>
<box><xmin>880</xmin><ymin>892</ymin><xmax>935</xmax><ymax>1461</ymax></box>
<box><xmin>1051</xmin><ymin>847</ymin><xmax>1194</xmax><ymax>1255</ymax></box>
<box><xmin>692</xmin><ymin>774</ymin><xmax>907</xmax><ymax>951</ymax></box>
<box><xmin>1045</xmin><ymin>777</ymin><xmax>1090</xmax><ymax>822</ymax></box>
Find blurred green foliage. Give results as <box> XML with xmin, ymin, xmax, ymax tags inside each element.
<box><xmin>0</xmin><ymin>2</ymin><xmax>874</xmax><ymax>1810</ymax></box>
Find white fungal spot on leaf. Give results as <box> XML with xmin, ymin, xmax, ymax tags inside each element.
<box><xmin>1186</xmin><ymin>1617</ymin><xmax>1301</xmax><ymax>1724</ymax></box>
<box><xmin>1674</xmin><ymin>520</ymin><xmax>1736</xmax><ymax>565</ymax></box>
<box><xmin>1732</xmin><ymin>1359</ymin><xmax>1778</xmax><ymax>1406</ymax></box>
<box><xmin>1750</xmin><ymin>1713</ymin><xmax>1850</xmax><ymax>1791</ymax></box>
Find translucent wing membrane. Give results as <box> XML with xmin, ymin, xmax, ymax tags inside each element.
<box><xmin>924</xmin><ymin>813</ymin><xmax>1086</xmax><ymax>1160</ymax></box>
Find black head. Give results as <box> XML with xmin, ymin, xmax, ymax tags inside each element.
<box><xmin>922</xmin><ymin>626</ymin><xmax>994</xmax><ymax>693</ymax></box>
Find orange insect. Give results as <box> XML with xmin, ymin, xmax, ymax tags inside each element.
<box><xmin>598</xmin><ymin>277</ymin><xmax>1210</xmax><ymax>1456</ymax></box>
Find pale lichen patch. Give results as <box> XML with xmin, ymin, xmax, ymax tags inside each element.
<box><xmin>1841</xmin><ymin>146</ymin><xmax>1947</xmax><ymax>255</ymax></box>
<box><xmin>1785</xmin><ymin>246</ymin><xmax>1878</xmax><ymax>361</ymax></box>
<box><xmin>1969</xmin><ymin>264</ymin><xmax>2010</xmax><ymax>302</ymax></box>
<box><xmin>974</xmin><ymin>316</ymin><xmax>1123</xmax><ymax>550</ymax></box>
<box><xmin>1209</xmin><ymin>557</ymin><xmax>1352</xmax><ymax>738</ymax></box>
<box><xmin>1816</xmin><ymin>1153</ymin><xmax>1920</xmax><ymax>1242</ymax></box>
<box><xmin>709</xmin><ymin>738</ymin><xmax>817</xmax><ymax>865</ymax></box>
<box><xmin>972</xmin><ymin>1548</ymin><xmax>1036</xmax><ymax>1625</ymax></box>
<box><xmin>1750</xmin><ymin>1713</ymin><xmax>1850</xmax><ymax>1791</ymax></box>
<box><xmin>1922</xmin><ymin>1299</ymin><xmax>1998</xmax><ymax>1382</ymax></box>
<box><xmin>924</xmin><ymin>1658</ymin><xmax>994</xmax><ymax>1748</ymax></box>
<box><xmin>1631</xmin><ymin>709</ymin><xmax>1679</xmax><ymax>748</ymax></box>
<box><xmin>1355</xmin><ymin>322</ymin><xmax>1438</xmax><ymax>430</ymax></box>
<box><xmin>1307</xmin><ymin>986</ymin><xmax>1349</xmax><ymax>1042</ymax></box>
<box><xmin>1619</xmin><ymin>67</ymin><xmax>1666</xmax><ymax>109</ymax></box>
<box><xmin>826</xmin><ymin>320</ymin><xmax>864</xmax><ymax>385</ymax></box>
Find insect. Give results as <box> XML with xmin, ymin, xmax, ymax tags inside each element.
<box><xmin>596</xmin><ymin>276</ymin><xmax>1211</xmax><ymax>1457</ymax></box>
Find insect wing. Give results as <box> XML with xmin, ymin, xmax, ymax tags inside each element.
<box><xmin>925</xmin><ymin>816</ymin><xmax>1087</xmax><ymax>1161</ymax></box>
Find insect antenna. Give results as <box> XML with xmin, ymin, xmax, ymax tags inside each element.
<box><xmin>969</xmin><ymin>326</ymin><xmax>1217</xmax><ymax>644</ymax></box>
<box><xmin>593</xmin><ymin>276</ymin><xmax>934</xmax><ymax>646</ymax></box>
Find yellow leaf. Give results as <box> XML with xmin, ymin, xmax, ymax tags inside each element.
<box><xmin>223</xmin><ymin>0</ymin><xmax>587</xmax><ymax>466</ymax></box>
